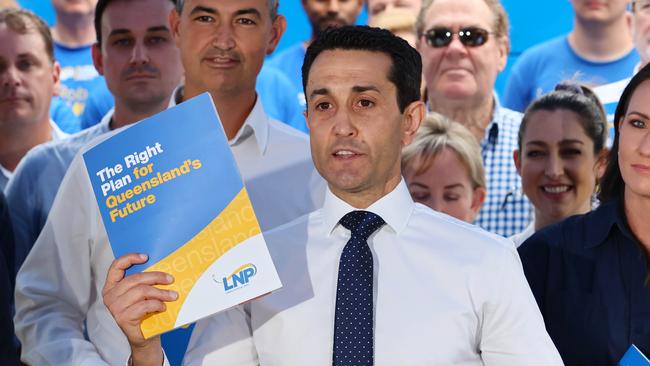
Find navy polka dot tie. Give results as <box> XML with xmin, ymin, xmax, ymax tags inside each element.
<box><xmin>333</xmin><ymin>210</ymin><xmax>385</xmax><ymax>366</ymax></box>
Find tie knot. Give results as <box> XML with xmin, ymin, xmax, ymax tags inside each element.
<box><xmin>339</xmin><ymin>210</ymin><xmax>385</xmax><ymax>240</ymax></box>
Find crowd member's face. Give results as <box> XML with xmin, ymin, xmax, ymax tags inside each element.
<box><xmin>367</xmin><ymin>0</ymin><xmax>421</xmax><ymax>19</ymax></box>
<box><xmin>302</xmin><ymin>0</ymin><xmax>363</xmax><ymax>35</ymax></box>
<box><xmin>570</xmin><ymin>0</ymin><xmax>630</xmax><ymax>24</ymax></box>
<box><xmin>93</xmin><ymin>0</ymin><xmax>182</xmax><ymax>112</ymax></box>
<box><xmin>306</xmin><ymin>49</ymin><xmax>422</xmax><ymax>206</ymax></box>
<box><xmin>619</xmin><ymin>79</ymin><xmax>650</xmax><ymax>201</ymax></box>
<box><xmin>633</xmin><ymin>0</ymin><xmax>650</xmax><ymax>66</ymax></box>
<box><xmin>51</xmin><ymin>0</ymin><xmax>97</xmax><ymax>16</ymax></box>
<box><xmin>417</xmin><ymin>0</ymin><xmax>507</xmax><ymax>104</ymax></box>
<box><xmin>515</xmin><ymin>109</ymin><xmax>599</xmax><ymax>225</ymax></box>
<box><xmin>404</xmin><ymin>147</ymin><xmax>485</xmax><ymax>223</ymax></box>
<box><xmin>170</xmin><ymin>0</ymin><xmax>285</xmax><ymax>98</ymax></box>
<box><xmin>0</xmin><ymin>26</ymin><xmax>59</xmax><ymax>129</ymax></box>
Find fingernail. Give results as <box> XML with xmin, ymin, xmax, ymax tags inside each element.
<box><xmin>170</xmin><ymin>291</ymin><xmax>178</xmax><ymax>300</ymax></box>
<box><xmin>166</xmin><ymin>274</ymin><xmax>173</xmax><ymax>283</ymax></box>
<box><xmin>139</xmin><ymin>254</ymin><xmax>148</xmax><ymax>260</ymax></box>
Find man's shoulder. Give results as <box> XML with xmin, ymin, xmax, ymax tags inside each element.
<box><xmin>410</xmin><ymin>204</ymin><xmax>517</xmax><ymax>255</ymax></box>
<box><xmin>268</xmin><ymin>43</ymin><xmax>306</xmax><ymax>67</ymax></box>
<box><xmin>23</xmin><ymin>123</ymin><xmax>109</xmax><ymax>167</ymax></box>
<box><xmin>267</xmin><ymin>118</ymin><xmax>310</xmax><ymax>146</ymax></box>
<box><xmin>519</xmin><ymin>36</ymin><xmax>568</xmax><ymax>59</ymax></box>
<box><xmin>513</xmin><ymin>36</ymin><xmax>571</xmax><ymax>72</ymax></box>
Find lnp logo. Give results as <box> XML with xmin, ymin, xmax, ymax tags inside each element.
<box><xmin>214</xmin><ymin>263</ymin><xmax>257</xmax><ymax>293</ymax></box>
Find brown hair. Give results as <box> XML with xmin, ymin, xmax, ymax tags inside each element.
<box><xmin>0</xmin><ymin>8</ymin><xmax>54</xmax><ymax>63</ymax></box>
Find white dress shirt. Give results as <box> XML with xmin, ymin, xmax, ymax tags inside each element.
<box><xmin>180</xmin><ymin>180</ymin><xmax>563</xmax><ymax>366</ymax></box>
<box><xmin>14</xmin><ymin>96</ymin><xmax>324</xmax><ymax>365</ymax></box>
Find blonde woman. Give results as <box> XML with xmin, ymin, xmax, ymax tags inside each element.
<box><xmin>402</xmin><ymin>112</ymin><xmax>486</xmax><ymax>223</ymax></box>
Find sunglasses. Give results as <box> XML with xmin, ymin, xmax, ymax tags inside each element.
<box><xmin>421</xmin><ymin>27</ymin><xmax>491</xmax><ymax>48</ymax></box>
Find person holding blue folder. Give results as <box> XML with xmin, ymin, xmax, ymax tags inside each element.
<box><xmin>13</xmin><ymin>0</ymin><xmax>322</xmax><ymax>365</ymax></box>
<box><xmin>520</xmin><ymin>63</ymin><xmax>650</xmax><ymax>365</ymax></box>
<box><xmin>105</xmin><ymin>26</ymin><xmax>562</xmax><ymax>366</ymax></box>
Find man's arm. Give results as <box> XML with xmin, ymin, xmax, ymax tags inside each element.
<box><xmin>14</xmin><ymin>156</ymin><xmax>111</xmax><ymax>365</ymax></box>
<box><xmin>478</xmin><ymin>240</ymin><xmax>563</xmax><ymax>366</ymax></box>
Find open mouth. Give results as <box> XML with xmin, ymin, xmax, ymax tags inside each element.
<box><xmin>333</xmin><ymin>149</ymin><xmax>362</xmax><ymax>159</ymax></box>
<box><xmin>542</xmin><ymin>185</ymin><xmax>571</xmax><ymax>194</ymax></box>
<box><xmin>204</xmin><ymin>56</ymin><xmax>239</xmax><ymax>68</ymax></box>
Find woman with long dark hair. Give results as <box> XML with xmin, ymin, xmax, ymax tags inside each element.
<box><xmin>519</xmin><ymin>63</ymin><xmax>650</xmax><ymax>365</ymax></box>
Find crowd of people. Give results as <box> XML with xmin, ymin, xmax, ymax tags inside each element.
<box><xmin>0</xmin><ymin>0</ymin><xmax>649</xmax><ymax>365</ymax></box>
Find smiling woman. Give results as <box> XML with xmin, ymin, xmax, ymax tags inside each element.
<box><xmin>511</xmin><ymin>82</ymin><xmax>607</xmax><ymax>246</ymax></box>
<box><xmin>518</xmin><ymin>64</ymin><xmax>650</xmax><ymax>365</ymax></box>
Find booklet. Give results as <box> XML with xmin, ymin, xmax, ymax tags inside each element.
<box><xmin>83</xmin><ymin>92</ymin><xmax>282</xmax><ymax>339</ymax></box>
<box><xmin>619</xmin><ymin>345</ymin><xmax>650</xmax><ymax>366</ymax></box>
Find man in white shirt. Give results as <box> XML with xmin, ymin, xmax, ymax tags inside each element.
<box><xmin>13</xmin><ymin>0</ymin><xmax>321</xmax><ymax>365</ymax></box>
<box><xmin>104</xmin><ymin>26</ymin><xmax>563</xmax><ymax>366</ymax></box>
<box><xmin>0</xmin><ymin>8</ymin><xmax>67</xmax><ymax>191</ymax></box>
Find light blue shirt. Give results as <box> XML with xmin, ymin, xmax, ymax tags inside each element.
<box><xmin>473</xmin><ymin>100</ymin><xmax>533</xmax><ymax>237</ymax></box>
<box><xmin>503</xmin><ymin>36</ymin><xmax>639</xmax><ymax>113</ymax></box>
<box><xmin>80</xmin><ymin>65</ymin><xmax>306</xmax><ymax>133</ymax></box>
<box><xmin>5</xmin><ymin>112</ymin><xmax>111</xmax><ymax>272</ymax></box>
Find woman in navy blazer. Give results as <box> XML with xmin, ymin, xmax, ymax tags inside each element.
<box><xmin>519</xmin><ymin>63</ymin><xmax>650</xmax><ymax>365</ymax></box>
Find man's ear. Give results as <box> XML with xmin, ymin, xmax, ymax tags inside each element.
<box><xmin>496</xmin><ymin>37</ymin><xmax>509</xmax><ymax>73</ymax></box>
<box><xmin>169</xmin><ymin>8</ymin><xmax>182</xmax><ymax>49</ymax></box>
<box><xmin>91</xmin><ymin>43</ymin><xmax>104</xmax><ymax>76</ymax></box>
<box><xmin>51</xmin><ymin>61</ymin><xmax>61</xmax><ymax>96</ymax></box>
<box><xmin>267</xmin><ymin>15</ymin><xmax>287</xmax><ymax>55</ymax></box>
<box><xmin>513</xmin><ymin>149</ymin><xmax>522</xmax><ymax>176</ymax></box>
<box><xmin>401</xmin><ymin>101</ymin><xmax>425</xmax><ymax>146</ymax></box>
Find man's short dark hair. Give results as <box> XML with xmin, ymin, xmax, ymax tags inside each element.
<box><xmin>94</xmin><ymin>0</ymin><xmax>176</xmax><ymax>45</ymax></box>
<box><xmin>0</xmin><ymin>8</ymin><xmax>54</xmax><ymax>63</ymax></box>
<box><xmin>302</xmin><ymin>25</ymin><xmax>422</xmax><ymax>113</ymax></box>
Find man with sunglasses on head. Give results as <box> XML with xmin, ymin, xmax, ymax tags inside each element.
<box><xmin>504</xmin><ymin>0</ymin><xmax>637</xmax><ymax>116</ymax></box>
<box><xmin>416</xmin><ymin>0</ymin><xmax>532</xmax><ymax>237</ymax></box>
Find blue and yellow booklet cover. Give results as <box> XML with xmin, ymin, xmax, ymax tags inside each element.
<box><xmin>83</xmin><ymin>93</ymin><xmax>282</xmax><ymax>339</ymax></box>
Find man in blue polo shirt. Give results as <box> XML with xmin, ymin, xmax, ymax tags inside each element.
<box><xmin>504</xmin><ymin>0</ymin><xmax>638</xmax><ymax>116</ymax></box>
<box><xmin>49</xmin><ymin>0</ymin><xmax>110</xmax><ymax>133</ymax></box>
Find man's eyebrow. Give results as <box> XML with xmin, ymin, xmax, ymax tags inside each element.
<box><xmin>234</xmin><ymin>8</ymin><xmax>262</xmax><ymax>18</ymax></box>
<box><xmin>309</xmin><ymin>88</ymin><xmax>330</xmax><ymax>99</ymax></box>
<box><xmin>147</xmin><ymin>26</ymin><xmax>170</xmax><ymax>33</ymax></box>
<box><xmin>189</xmin><ymin>5</ymin><xmax>217</xmax><ymax>15</ymax></box>
<box><xmin>352</xmin><ymin>85</ymin><xmax>380</xmax><ymax>93</ymax></box>
<box><xmin>107</xmin><ymin>29</ymin><xmax>131</xmax><ymax>37</ymax></box>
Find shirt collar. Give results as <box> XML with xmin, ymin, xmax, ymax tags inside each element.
<box><xmin>584</xmin><ymin>198</ymin><xmax>636</xmax><ymax>248</ymax></box>
<box><xmin>169</xmin><ymin>86</ymin><xmax>269</xmax><ymax>154</ymax></box>
<box><xmin>322</xmin><ymin>178</ymin><xmax>414</xmax><ymax>237</ymax></box>
<box><xmin>0</xmin><ymin>164</ymin><xmax>11</xmax><ymax>181</ymax></box>
<box><xmin>482</xmin><ymin>95</ymin><xmax>504</xmax><ymax>143</ymax></box>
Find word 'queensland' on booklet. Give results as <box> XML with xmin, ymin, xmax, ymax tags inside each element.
<box><xmin>83</xmin><ymin>93</ymin><xmax>281</xmax><ymax>339</ymax></box>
